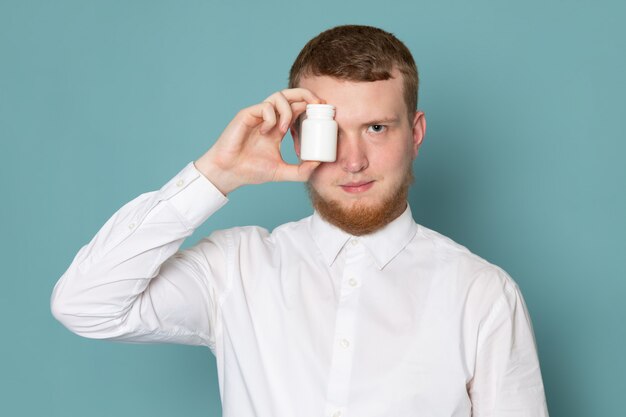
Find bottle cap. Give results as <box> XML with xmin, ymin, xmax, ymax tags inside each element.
<box><xmin>306</xmin><ymin>104</ymin><xmax>335</xmax><ymax>119</ymax></box>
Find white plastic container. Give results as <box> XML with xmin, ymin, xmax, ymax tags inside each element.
<box><xmin>300</xmin><ymin>104</ymin><xmax>337</xmax><ymax>162</ymax></box>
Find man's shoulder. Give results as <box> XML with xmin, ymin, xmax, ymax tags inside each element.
<box><xmin>413</xmin><ymin>223</ymin><xmax>480</xmax><ymax>263</ymax></box>
<box><xmin>203</xmin><ymin>215</ymin><xmax>313</xmax><ymax>246</ymax></box>
<box><xmin>272</xmin><ymin>214</ymin><xmax>313</xmax><ymax>235</ymax></box>
<box><xmin>412</xmin><ymin>223</ymin><xmax>517</xmax><ymax>290</ymax></box>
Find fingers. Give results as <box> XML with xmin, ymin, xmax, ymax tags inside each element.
<box><xmin>238</xmin><ymin>101</ymin><xmax>277</xmax><ymax>134</ymax></box>
<box><xmin>236</xmin><ymin>87</ymin><xmax>326</xmax><ymax>141</ymax></box>
<box><xmin>279</xmin><ymin>88</ymin><xmax>324</xmax><ymax>105</ymax></box>
<box><xmin>264</xmin><ymin>92</ymin><xmax>292</xmax><ymax>133</ymax></box>
<box><xmin>264</xmin><ymin>88</ymin><xmax>323</xmax><ymax>106</ymax></box>
<box><xmin>259</xmin><ymin>102</ymin><xmax>277</xmax><ymax>134</ymax></box>
<box><xmin>290</xmin><ymin>101</ymin><xmax>308</xmax><ymax>125</ymax></box>
<box><xmin>262</xmin><ymin>88</ymin><xmax>325</xmax><ymax>133</ymax></box>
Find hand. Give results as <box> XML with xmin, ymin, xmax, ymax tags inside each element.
<box><xmin>195</xmin><ymin>88</ymin><xmax>323</xmax><ymax>195</ymax></box>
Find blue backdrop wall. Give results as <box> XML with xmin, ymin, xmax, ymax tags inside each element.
<box><xmin>1</xmin><ymin>1</ymin><xmax>624</xmax><ymax>416</ymax></box>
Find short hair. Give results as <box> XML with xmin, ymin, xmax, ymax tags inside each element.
<box><xmin>288</xmin><ymin>25</ymin><xmax>419</xmax><ymax>120</ymax></box>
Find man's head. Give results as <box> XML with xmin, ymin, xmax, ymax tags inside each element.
<box><xmin>289</xmin><ymin>25</ymin><xmax>426</xmax><ymax>236</ymax></box>
<box><xmin>289</xmin><ymin>25</ymin><xmax>419</xmax><ymax>123</ymax></box>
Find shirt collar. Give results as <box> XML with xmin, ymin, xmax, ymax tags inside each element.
<box><xmin>309</xmin><ymin>203</ymin><xmax>418</xmax><ymax>270</ymax></box>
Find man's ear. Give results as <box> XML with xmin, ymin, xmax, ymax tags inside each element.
<box><xmin>290</xmin><ymin>123</ymin><xmax>301</xmax><ymax>158</ymax></box>
<box><xmin>411</xmin><ymin>110</ymin><xmax>426</xmax><ymax>158</ymax></box>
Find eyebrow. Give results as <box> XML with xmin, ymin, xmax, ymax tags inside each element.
<box><xmin>360</xmin><ymin>117</ymin><xmax>400</xmax><ymax>126</ymax></box>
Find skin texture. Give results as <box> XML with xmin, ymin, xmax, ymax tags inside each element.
<box><xmin>292</xmin><ymin>70</ymin><xmax>426</xmax><ymax>235</ymax></box>
<box><xmin>194</xmin><ymin>70</ymin><xmax>426</xmax><ymax>235</ymax></box>
<box><xmin>194</xmin><ymin>88</ymin><xmax>324</xmax><ymax>195</ymax></box>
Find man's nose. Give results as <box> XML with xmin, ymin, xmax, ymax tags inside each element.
<box><xmin>337</xmin><ymin>131</ymin><xmax>369</xmax><ymax>173</ymax></box>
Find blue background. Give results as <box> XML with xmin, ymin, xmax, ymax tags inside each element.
<box><xmin>1</xmin><ymin>0</ymin><xmax>624</xmax><ymax>416</ymax></box>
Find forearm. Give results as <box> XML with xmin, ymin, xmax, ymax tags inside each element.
<box><xmin>52</xmin><ymin>87</ymin><xmax>321</xmax><ymax>342</ymax></box>
<box><xmin>50</xmin><ymin>162</ymin><xmax>228</xmax><ymax>341</ymax></box>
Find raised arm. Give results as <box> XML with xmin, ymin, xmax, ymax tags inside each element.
<box><xmin>50</xmin><ymin>88</ymin><xmax>322</xmax><ymax>347</ymax></box>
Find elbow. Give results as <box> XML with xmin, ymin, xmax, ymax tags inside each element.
<box><xmin>50</xmin><ymin>293</ymin><xmax>128</xmax><ymax>340</ymax></box>
<box><xmin>50</xmin><ymin>280</ymin><xmax>126</xmax><ymax>339</ymax></box>
<box><xmin>50</xmin><ymin>285</ymin><xmax>85</xmax><ymax>336</ymax></box>
<box><xmin>50</xmin><ymin>289</ymin><xmax>73</xmax><ymax>331</ymax></box>
<box><xmin>50</xmin><ymin>263</ymin><xmax>90</xmax><ymax>334</ymax></box>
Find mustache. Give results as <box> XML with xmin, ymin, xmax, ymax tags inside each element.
<box><xmin>305</xmin><ymin>168</ymin><xmax>414</xmax><ymax>236</ymax></box>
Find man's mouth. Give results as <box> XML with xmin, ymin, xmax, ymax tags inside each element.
<box><xmin>339</xmin><ymin>180</ymin><xmax>375</xmax><ymax>193</ymax></box>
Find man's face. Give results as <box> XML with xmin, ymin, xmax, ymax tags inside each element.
<box><xmin>292</xmin><ymin>70</ymin><xmax>426</xmax><ymax>235</ymax></box>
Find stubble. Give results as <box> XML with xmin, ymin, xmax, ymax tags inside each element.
<box><xmin>307</xmin><ymin>167</ymin><xmax>414</xmax><ymax>236</ymax></box>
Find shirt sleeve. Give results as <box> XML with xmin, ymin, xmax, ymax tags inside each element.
<box><xmin>50</xmin><ymin>162</ymin><xmax>230</xmax><ymax>349</ymax></box>
<box><xmin>468</xmin><ymin>274</ymin><xmax>549</xmax><ymax>417</ymax></box>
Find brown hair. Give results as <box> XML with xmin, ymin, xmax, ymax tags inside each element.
<box><xmin>289</xmin><ymin>25</ymin><xmax>419</xmax><ymax>119</ymax></box>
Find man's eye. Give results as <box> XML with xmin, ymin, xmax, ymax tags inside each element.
<box><xmin>367</xmin><ymin>124</ymin><xmax>386</xmax><ymax>133</ymax></box>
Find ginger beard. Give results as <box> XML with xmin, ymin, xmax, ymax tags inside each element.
<box><xmin>307</xmin><ymin>166</ymin><xmax>414</xmax><ymax>236</ymax></box>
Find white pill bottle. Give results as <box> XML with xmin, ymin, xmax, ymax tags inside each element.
<box><xmin>299</xmin><ymin>104</ymin><xmax>338</xmax><ymax>162</ymax></box>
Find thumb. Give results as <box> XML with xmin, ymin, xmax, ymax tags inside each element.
<box><xmin>276</xmin><ymin>160</ymin><xmax>322</xmax><ymax>182</ymax></box>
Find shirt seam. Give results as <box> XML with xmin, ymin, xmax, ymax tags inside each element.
<box><xmin>475</xmin><ymin>278</ymin><xmax>516</xmax><ymax>356</ymax></box>
<box><xmin>216</xmin><ymin>228</ymin><xmax>235</xmax><ymax>318</ymax></box>
<box><xmin>117</xmin><ymin>324</ymin><xmax>215</xmax><ymax>348</ymax></box>
<box><xmin>163</xmin><ymin>198</ymin><xmax>195</xmax><ymax>231</ymax></box>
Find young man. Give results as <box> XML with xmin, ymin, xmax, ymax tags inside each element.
<box><xmin>51</xmin><ymin>25</ymin><xmax>549</xmax><ymax>416</ymax></box>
